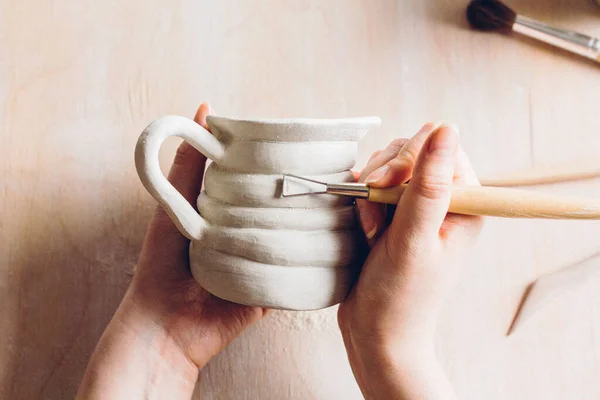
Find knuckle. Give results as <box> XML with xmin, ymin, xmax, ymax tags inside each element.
<box><xmin>385</xmin><ymin>157</ymin><xmax>410</xmax><ymax>179</ymax></box>
<box><xmin>397</xmin><ymin>145</ymin><xmax>420</xmax><ymax>167</ymax></box>
<box><xmin>368</xmin><ymin>150</ymin><xmax>382</xmax><ymax>162</ymax></box>
<box><xmin>439</xmin><ymin>217</ymin><xmax>464</xmax><ymax>239</ymax></box>
<box><xmin>390</xmin><ymin>137</ymin><xmax>408</xmax><ymax>148</ymax></box>
<box><xmin>385</xmin><ymin>138</ymin><xmax>408</xmax><ymax>155</ymax></box>
<box><xmin>411</xmin><ymin>173</ymin><xmax>451</xmax><ymax>201</ymax></box>
<box><xmin>385</xmin><ymin>157</ymin><xmax>404</xmax><ymax>171</ymax></box>
<box><xmin>439</xmin><ymin>215</ymin><xmax>484</xmax><ymax>241</ymax></box>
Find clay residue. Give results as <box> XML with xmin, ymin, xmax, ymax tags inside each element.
<box><xmin>268</xmin><ymin>307</ymin><xmax>340</xmax><ymax>333</ymax></box>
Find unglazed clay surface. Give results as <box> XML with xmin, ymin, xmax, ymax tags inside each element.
<box><xmin>8</xmin><ymin>3</ymin><xmax>600</xmax><ymax>398</ymax></box>
<box><xmin>136</xmin><ymin>115</ymin><xmax>381</xmax><ymax>310</ymax></box>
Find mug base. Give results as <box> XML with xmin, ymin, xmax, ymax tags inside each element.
<box><xmin>189</xmin><ymin>245</ymin><xmax>357</xmax><ymax>311</ymax></box>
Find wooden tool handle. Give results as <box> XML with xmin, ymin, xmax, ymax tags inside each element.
<box><xmin>479</xmin><ymin>161</ymin><xmax>600</xmax><ymax>187</ymax></box>
<box><xmin>369</xmin><ymin>185</ymin><xmax>600</xmax><ymax>219</ymax></box>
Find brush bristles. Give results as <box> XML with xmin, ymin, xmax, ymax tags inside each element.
<box><xmin>467</xmin><ymin>0</ymin><xmax>517</xmax><ymax>32</ymax></box>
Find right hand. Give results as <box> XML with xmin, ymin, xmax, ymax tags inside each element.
<box><xmin>338</xmin><ymin>123</ymin><xmax>483</xmax><ymax>399</ymax></box>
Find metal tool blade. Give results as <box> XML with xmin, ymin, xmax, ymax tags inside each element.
<box><xmin>281</xmin><ymin>174</ymin><xmax>328</xmax><ymax>197</ymax></box>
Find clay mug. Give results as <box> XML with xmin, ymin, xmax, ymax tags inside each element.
<box><xmin>135</xmin><ymin>115</ymin><xmax>381</xmax><ymax>310</ymax></box>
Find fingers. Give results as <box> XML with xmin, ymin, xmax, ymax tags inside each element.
<box><xmin>364</xmin><ymin>123</ymin><xmax>439</xmax><ymax>188</ymax></box>
<box><xmin>168</xmin><ymin>103</ymin><xmax>210</xmax><ymax>204</ymax></box>
<box><xmin>355</xmin><ymin>123</ymin><xmax>437</xmax><ymax>246</ymax></box>
<box><xmin>368</xmin><ymin>150</ymin><xmax>382</xmax><ymax>163</ymax></box>
<box><xmin>392</xmin><ymin>125</ymin><xmax>459</xmax><ymax>238</ymax></box>
<box><xmin>355</xmin><ymin>199</ymin><xmax>384</xmax><ymax>247</ymax></box>
<box><xmin>355</xmin><ymin>123</ymin><xmax>438</xmax><ymax>246</ymax></box>
<box><xmin>356</xmin><ymin>142</ymin><xmax>407</xmax><ymax>247</ymax></box>
<box><xmin>360</xmin><ymin>140</ymin><xmax>408</xmax><ymax>183</ymax></box>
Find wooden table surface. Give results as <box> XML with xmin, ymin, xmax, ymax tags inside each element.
<box><xmin>2</xmin><ymin>1</ymin><xmax>600</xmax><ymax>399</ymax></box>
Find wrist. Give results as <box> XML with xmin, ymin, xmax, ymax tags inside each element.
<box><xmin>345</xmin><ymin>330</ymin><xmax>437</xmax><ymax>372</ymax></box>
<box><xmin>77</xmin><ymin>292</ymin><xmax>199</xmax><ymax>399</ymax></box>
<box><xmin>108</xmin><ymin>289</ymin><xmax>200</xmax><ymax>383</ymax></box>
<box><xmin>340</xmin><ymin>313</ymin><xmax>437</xmax><ymax>364</ymax></box>
<box><xmin>345</xmin><ymin>336</ymin><xmax>446</xmax><ymax>400</ymax></box>
<box><xmin>117</xmin><ymin>286</ymin><xmax>201</xmax><ymax>371</ymax></box>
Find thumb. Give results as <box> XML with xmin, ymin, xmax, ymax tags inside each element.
<box><xmin>393</xmin><ymin>125</ymin><xmax>459</xmax><ymax>237</ymax></box>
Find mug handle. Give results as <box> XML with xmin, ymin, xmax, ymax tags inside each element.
<box><xmin>135</xmin><ymin>115</ymin><xmax>225</xmax><ymax>240</ymax></box>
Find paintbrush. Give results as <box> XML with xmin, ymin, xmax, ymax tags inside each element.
<box><xmin>281</xmin><ymin>174</ymin><xmax>600</xmax><ymax>220</ymax></box>
<box><xmin>466</xmin><ymin>0</ymin><xmax>600</xmax><ymax>62</ymax></box>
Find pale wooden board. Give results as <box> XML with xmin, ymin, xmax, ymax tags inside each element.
<box><xmin>1</xmin><ymin>0</ymin><xmax>600</xmax><ymax>399</ymax></box>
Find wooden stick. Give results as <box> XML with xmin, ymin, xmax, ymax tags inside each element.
<box><xmin>369</xmin><ymin>185</ymin><xmax>600</xmax><ymax>219</ymax></box>
<box><xmin>479</xmin><ymin>161</ymin><xmax>600</xmax><ymax>187</ymax></box>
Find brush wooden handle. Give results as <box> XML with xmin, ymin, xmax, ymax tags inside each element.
<box><xmin>368</xmin><ymin>185</ymin><xmax>600</xmax><ymax>219</ymax></box>
<box><xmin>480</xmin><ymin>161</ymin><xmax>600</xmax><ymax>187</ymax></box>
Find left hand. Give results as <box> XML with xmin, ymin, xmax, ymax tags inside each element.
<box><xmin>77</xmin><ymin>103</ymin><xmax>267</xmax><ymax>399</ymax></box>
<box><xmin>129</xmin><ymin>102</ymin><xmax>267</xmax><ymax>367</ymax></box>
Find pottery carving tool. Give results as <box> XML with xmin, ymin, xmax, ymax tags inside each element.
<box><xmin>281</xmin><ymin>174</ymin><xmax>600</xmax><ymax>220</ymax></box>
<box><xmin>466</xmin><ymin>0</ymin><xmax>600</xmax><ymax>63</ymax></box>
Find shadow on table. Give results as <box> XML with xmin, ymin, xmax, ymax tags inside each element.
<box><xmin>1</xmin><ymin>183</ymin><xmax>151</xmax><ymax>399</ymax></box>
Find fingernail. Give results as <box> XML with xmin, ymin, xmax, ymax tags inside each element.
<box><xmin>419</xmin><ymin>122</ymin><xmax>439</xmax><ymax>133</ymax></box>
<box><xmin>449</xmin><ymin>123</ymin><xmax>459</xmax><ymax>136</ymax></box>
<box><xmin>366</xmin><ymin>225</ymin><xmax>378</xmax><ymax>239</ymax></box>
<box><xmin>357</xmin><ymin>203</ymin><xmax>377</xmax><ymax>239</ymax></box>
<box><xmin>428</xmin><ymin>125</ymin><xmax>458</xmax><ymax>157</ymax></box>
<box><xmin>434</xmin><ymin>121</ymin><xmax>459</xmax><ymax>137</ymax></box>
<box><xmin>365</xmin><ymin>165</ymin><xmax>390</xmax><ymax>183</ymax></box>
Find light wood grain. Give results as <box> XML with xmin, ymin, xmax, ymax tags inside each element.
<box><xmin>2</xmin><ymin>0</ymin><xmax>600</xmax><ymax>399</ymax></box>
<box><xmin>480</xmin><ymin>160</ymin><xmax>600</xmax><ymax>186</ymax></box>
<box><xmin>370</xmin><ymin>184</ymin><xmax>600</xmax><ymax>219</ymax></box>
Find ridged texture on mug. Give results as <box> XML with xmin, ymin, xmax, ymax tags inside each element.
<box><xmin>190</xmin><ymin>246</ymin><xmax>357</xmax><ymax>310</ymax></box>
<box><xmin>136</xmin><ymin>115</ymin><xmax>381</xmax><ymax>310</ymax></box>
<box><xmin>197</xmin><ymin>164</ymin><xmax>361</xmax><ymax>309</ymax></box>
<box><xmin>198</xmin><ymin>225</ymin><xmax>358</xmax><ymax>267</ymax></box>
<box><xmin>204</xmin><ymin>165</ymin><xmax>355</xmax><ymax>208</ymax></box>
<box><xmin>197</xmin><ymin>193</ymin><xmax>357</xmax><ymax>230</ymax></box>
<box><xmin>200</xmin><ymin>117</ymin><xmax>380</xmax><ymax>309</ymax></box>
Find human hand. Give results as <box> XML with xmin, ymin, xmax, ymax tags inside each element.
<box><xmin>129</xmin><ymin>102</ymin><xmax>267</xmax><ymax>366</ymax></box>
<box><xmin>77</xmin><ymin>103</ymin><xmax>267</xmax><ymax>400</ymax></box>
<box><xmin>338</xmin><ymin>123</ymin><xmax>483</xmax><ymax>399</ymax></box>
